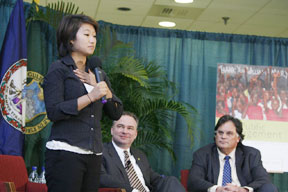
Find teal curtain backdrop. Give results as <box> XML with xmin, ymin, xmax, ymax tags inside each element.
<box><xmin>0</xmin><ymin>0</ymin><xmax>17</xmax><ymax>50</ymax></box>
<box><xmin>99</xmin><ymin>22</ymin><xmax>288</xmax><ymax>191</ymax></box>
<box><xmin>1</xmin><ymin>2</ymin><xmax>288</xmax><ymax>190</ymax></box>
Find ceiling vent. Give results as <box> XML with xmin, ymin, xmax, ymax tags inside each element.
<box><xmin>162</xmin><ymin>8</ymin><xmax>173</xmax><ymax>15</ymax></box>
<box><xmin>148</xmin><ymin>5</ymin><xmax>204</xmax><ymax>19</ymax></box>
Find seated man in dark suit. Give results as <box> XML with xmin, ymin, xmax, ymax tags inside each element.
<box><xmin>188</xmin><ymin>115</ymin><xmax>277</xmax><ymax>192</ymax></box>
<box><xmin>100</xmin><ymin>111</ymin><xmax>185</xmax><ymax>192</ymax></box>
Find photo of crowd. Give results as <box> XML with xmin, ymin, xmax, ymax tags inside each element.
<box><xmin>216</xmin><ymin>64</ymin><xmax>288</xmax><ymax>122</ymax></box>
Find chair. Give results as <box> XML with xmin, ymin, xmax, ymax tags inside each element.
<box><xmin>0</xmin><ymin>154</ymin><xmax>47</xmax><ymax>192</ymax></box>
<box><xmin>0</xmin><ymin>154</ymin><xmax>126</xmax><ymax>192</ymax></box>
<box><xmin>180</xmin><ymin>169</ymin><xmax>189</xmax><ymax>192</ymax></box>
<box><xmin>0</xmin><ymin>181</ymin><xmax>16</xmax><ymax>192</ymax></box>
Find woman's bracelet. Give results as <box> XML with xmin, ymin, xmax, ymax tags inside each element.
<box><xmin>87</xmin><ymin>94</ymin><xmax>92</xmax><ymax>103</ymax></box>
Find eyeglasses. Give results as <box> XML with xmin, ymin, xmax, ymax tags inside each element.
<box><xmin>215</xmin><ymin>130</ymin><xmax>238</xmax><ymax>138</ymax></box>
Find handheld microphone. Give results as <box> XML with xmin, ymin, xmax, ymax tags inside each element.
<box><xmin>94</xmin><ymin>67</ymin><xmax>107</xmax><ymax>104</ymax></box>
<box><xmin>89</xmin><ymin>56</ymin><xmax>107</xmax><ymax>104</ymax></box>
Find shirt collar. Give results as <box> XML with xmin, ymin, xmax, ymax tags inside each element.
<box><xmin>61</xmin><ymin>55</ymin><xmax>75</xmax><ymax>66</ymax></box>
<box><xmin>112</xmin><ymin>140</ymin><xmax>131</xmax><ymax>155</ymax></box>
<box><xmin>217</xmin><ymin>147</ymin><xmax>236</xmax><ymax>161</ymax></box>
<box><xmin>60</xmin><ymin>55</ymin><xmax>89</xmax><ymax>72</ymax></box>
<box><xmin>112</xmin><ymin>140</ymin><xmax>131</xmax><ymax>167</ymax></box>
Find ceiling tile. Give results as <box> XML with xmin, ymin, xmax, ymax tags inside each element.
<box><xmin>190</xmin><ymin>20</ymin><xmax>239</xmax><ymax>34</ymax></box>
<box><xmin>260</xmin><ymin>0</ymin><xmax>288</xmax><ymax>15</ymax></box>
<box><xmin>197</xmin><ymin>8</ymin><xmax>254</xmax><ymax>24</ymax></box>
<box><xmin>96</xmin><ymin>0</ymin><xmax>154</xmax><ymax>15</ymax></box>
<box><xmin>208</xmin><ymin>0</ymin><xmax>271</xmax><ymax>11</ymax></box>
<box><xmin>235</xmin><ymin>24</ymin><xmax>286</xmax><ymax>37</ymax></box>
<box><xmin>147</xmin><ymin>4</ymin><xmax>204</xmax><ymax>20</ymax></box>
<box><xmin>142</xmin><ymin>16</ymin><xmax>193</xmax><ymax>30</ymax></box>
<box><xmin>155</xmin><ymin>0</ymin><xmax>212</xmax><ymax>8</ymax></box>
<box><xmin>22</xmin><ymin>0</ymin><xmax>288</xmax><ymax>38</ymax></box>
<box><xmin>96</xmin><ymin>14</ymin><xmax>144</xmax><ymax>26</ymax></box>
<box><xmin>245</xmin><ymin>13</ymin><xmax>288</xmax><ymax>27</ymax></box>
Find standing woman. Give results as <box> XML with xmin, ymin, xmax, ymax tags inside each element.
<box><xmin>43</xmin><ymin>14</ymin><xmax>123</xmax><ymax>192</ymax></box>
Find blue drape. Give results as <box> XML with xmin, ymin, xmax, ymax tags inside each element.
<box><xmin>0</xmin><ymin>0</ymin><xmax>27</xmax><ymax>156</ymax></box>
<box><xmin>99</xmin><ymin>22</ymin><xmax>288</xmax><ymax>191</ymax></box>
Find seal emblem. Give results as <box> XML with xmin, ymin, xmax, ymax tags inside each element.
<box><xmin>0</xmin><ymin>59</ymin><xmax>27</xmax><ymax>132</ymax></box>
<box><xmin>23</xmin><ymin>71</ymin><xmax>50</xmax><ymax>134</ymax></box>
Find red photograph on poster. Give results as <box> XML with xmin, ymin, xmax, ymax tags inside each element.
<box><xmin>216</xmin><ymin>64</ymin><xmax>288</xmax><ymax>122</ymax></box>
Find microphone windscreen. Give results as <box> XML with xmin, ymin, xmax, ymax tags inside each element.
<box><xmin>88</xmin><ymin>56</ymin><xmax>102</xmax><ymax>70</ymax></box>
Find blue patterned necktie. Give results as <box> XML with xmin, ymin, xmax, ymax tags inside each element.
<box><xmin>222</xmin><ymin>156</ymin><xmax>232</xmax><ymax>186</ymax></box>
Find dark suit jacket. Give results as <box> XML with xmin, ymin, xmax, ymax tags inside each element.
<box><xmin>187</xmin><ymin>143</ymin><xmax>271</xmax><ymax>192</ymax></box>
<box><xmin>100</xmin><ymin>142</ymin><xmax>185</xmax><ymax>192</ymax></box>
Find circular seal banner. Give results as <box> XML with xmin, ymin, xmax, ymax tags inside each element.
<box><xmin>23</xmin><ymin>71</ymin><xmax>50</xmax><ymax>134</ymax></box>
<box><xmin>0</xmin><ymin>59</ymin><xmax>27</xmax><ymax>132</ymax></box>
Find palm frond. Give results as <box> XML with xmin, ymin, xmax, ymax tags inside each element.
<box><xmin>144</xmin><ymin>61</ymin><xmax>166</xmax><ymax>79</ymax></box>
<box><xmin>133</xmin><ymin>130</ymin><xmax>176</xmax><ymax>161</ymax></box>
<box><xmin>26</xmin><ymin>1</ymin><xmax>81</xmax><ymax>29</ymax></box>
<box><xmin>139</xmin><ymin>99</ymin><xmax>188</xmax><ymax>116</ymax></box>
<box><xmin>95</xmin><ymin>26</ymin><xmax>135</xmax><ymax>67</ymax></box>
<box><xmin>139</xmin><ymin>99</ymin><xmax>197</xmax><ymax>144</ymax></box>
<box><xmin>110</xmin><ymin>56</ymin><xmax>149</xmax><ymax>87</ymax></box>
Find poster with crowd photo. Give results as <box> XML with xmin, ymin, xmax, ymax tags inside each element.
<box><xmin>216</xmin><ymin>63</ymin><xmax>288</xmax><ymax>172</ymax></box>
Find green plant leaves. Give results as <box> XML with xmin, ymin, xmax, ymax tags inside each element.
<box><xmin>95</xmin><ymin>25</ymin><xmax>198</xmax><ymax>160</ymax></box>
<box><xmin>26</xmin><ymin>1</ymin><xmax>81</xmax><ymax>29</ymax></box>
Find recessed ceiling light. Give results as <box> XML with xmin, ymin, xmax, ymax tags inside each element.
<box><xmin>158</xmin><ymin>21</ymin><xmax>176</xmax><ymax>28</ymax></box>
<box><xmin>117</xmin><ymin>7</ymin><xmax>131</xmax><ymax>11</ymax></box>
<box><xmin>174</xmin><ymin>0</ymin><xmax>194</xmax><ymax>3</ymax></box>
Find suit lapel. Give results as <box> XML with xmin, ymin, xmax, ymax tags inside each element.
<box><xmin>131</xmin><ymin>148</ymin><xmax>149</xmax><ymax>184</ymax></box>
<box><xmin>108</xmin><ymin>143</ymin><xmax>130</xmax><ymax>183</ymax></box>
<box><xmin>212</xmin><ymin>146</ymin><xmax>220</xmax><ymax>183</ymax></box>
<box><xmin>235</xmin><ymin>146</ymin><xmax>246</xmax><ymax>185</ymax></box>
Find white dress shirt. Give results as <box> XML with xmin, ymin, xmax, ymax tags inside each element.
<box><xmin>46</xmin><ymin>140</ymin><xmax>102</xmax><ymax>155</ymax></box>
<box><xmin>112</xmin><ymin>141</ymin><xmax>150</xmax><ymax>192</ymax></box>
<box><xmin>208</xmin><ymin>148</ymin><xmax>253</xmax><ymax>192</ymax></box>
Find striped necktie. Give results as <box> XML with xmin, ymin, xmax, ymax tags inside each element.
<box><xmin>222</xmin><ymin>156</ymin><xmax>232</xmax><ymax>186</ymax></box>
<box><xmin>124</xmin><ymin>150</ymin><xmax>147</xmax><ymax>192</ymax></box>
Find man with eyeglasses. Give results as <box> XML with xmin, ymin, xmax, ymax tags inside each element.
<box><xmin>187</xmin><ymin>115</ymin><xmax>277</xmax><ymax>192</ymax></box>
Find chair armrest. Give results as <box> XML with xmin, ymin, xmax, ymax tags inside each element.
<box><xmin>181</xmin><ymin>169</ymin><xmax>189</xmax><ymax>191</ymax></box>
<box><xmin>0</xmin><ymin>181</ymin><xmax>16</xmax><ymax>192</ymax></box>
<box><xmin>99</xmin><ymin>188</ymin><xmax>126</xmax><ymax>192</ymax></box>
<box><xmin>26</xmin><ymin>181</ymin><xmax>47</xmax><ymax>192</ymax></box>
